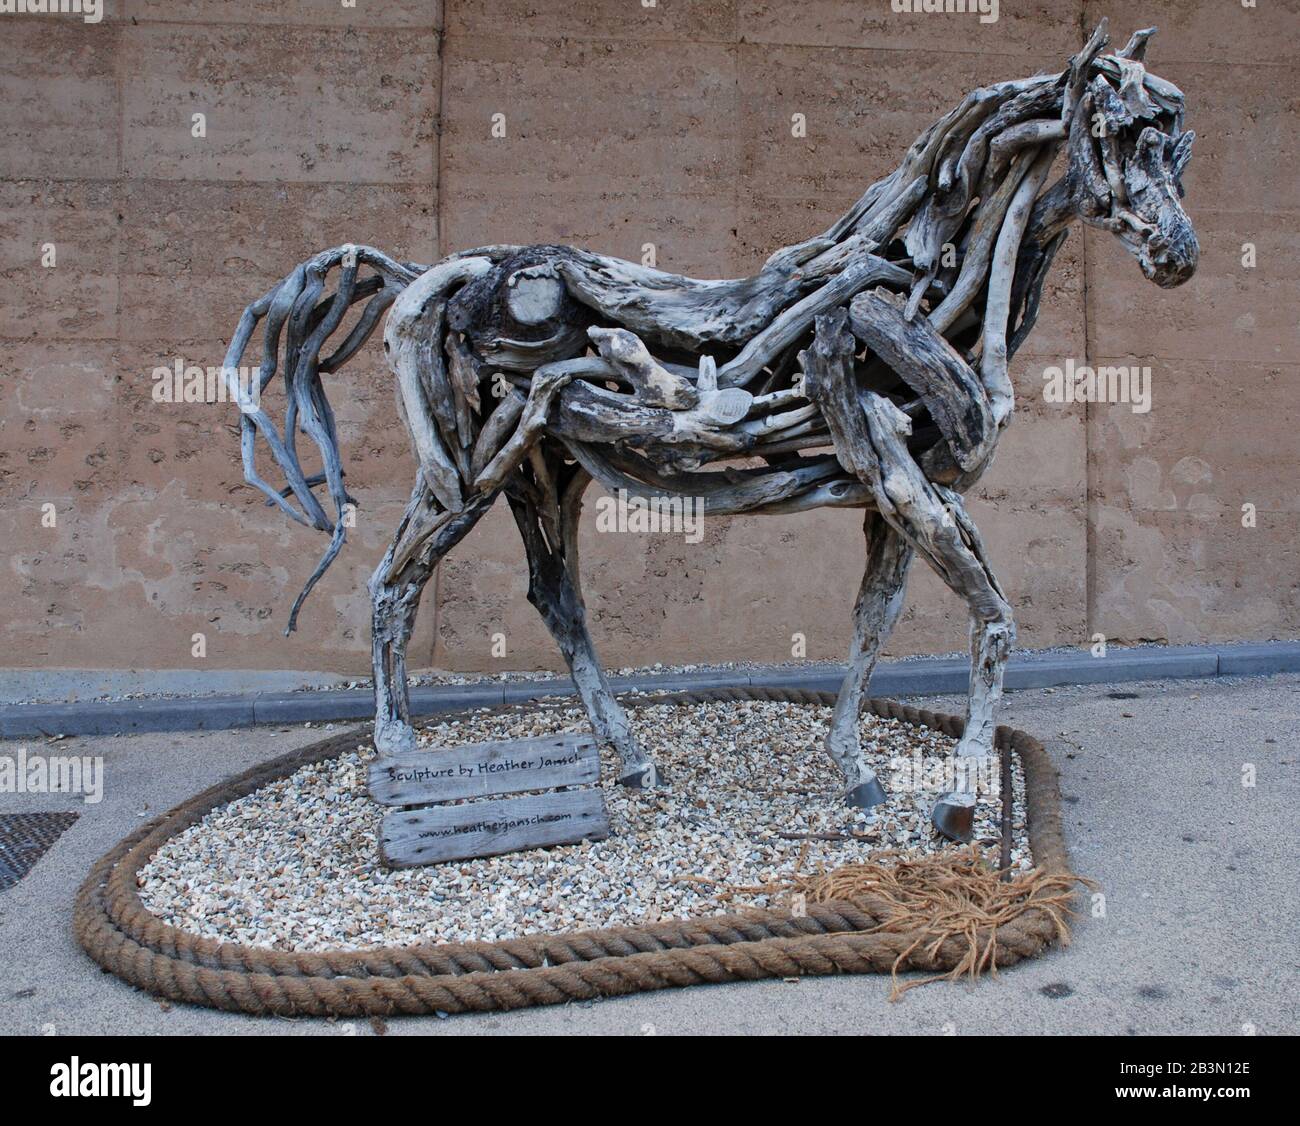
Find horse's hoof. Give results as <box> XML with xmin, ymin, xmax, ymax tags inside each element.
<box><xmin>618</xmin><ymin>762</ymin><xmax>665</xmax><ymax>789</ymax></box>
<box><xmin>931</xmin><ymin>794</ymin><xmax>975</xmax><ymax>843</ymax></box>
<box><xmin>846</xmin><ymin>777</ymin><xmax>887</xmax><ymax>809</ymax></box>
<box><xmin>373</xmin><ymin>720</ymin><xmax>417</xmax><ymax>757</ymax></box>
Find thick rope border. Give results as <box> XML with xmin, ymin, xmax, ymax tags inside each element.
<box><xmin>73</xmin><ymin>688</ymin><xmax>1071</xmax><ymax>1016</ymax></box>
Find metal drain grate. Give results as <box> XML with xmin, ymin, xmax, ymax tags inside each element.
<box><xmin>0</xmin><ymin>812</ymin><xmax>80</xmax><ymax>891</ymax></box>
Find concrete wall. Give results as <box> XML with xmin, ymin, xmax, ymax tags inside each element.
<box><xmin>1</xmin><ymin>0</ymin><xmax>1295</xmax><ymax>678</ymax></box>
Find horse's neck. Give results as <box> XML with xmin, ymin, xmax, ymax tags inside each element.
<box><xmin>1023</xmin><ymin>176</ymin><xmax>1076</xmax><ymax>247</ymax></box>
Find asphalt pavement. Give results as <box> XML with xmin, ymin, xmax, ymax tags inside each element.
<box><xmin>1</xmin><ymin>673</ymin><xmax>1295</xmax><ymax>1036</ymax></box>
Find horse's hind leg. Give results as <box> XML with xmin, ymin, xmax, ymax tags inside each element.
<box><xmin>369</xmin><ymin>479</ymin><xmax>498</xmax><ymax>756</ymax></box>
<box><xmin>507</xmin><ymin>455</ymin><xmax>660</xmax><ymax>788</ymax></box>
<box><xmin>827</xmin><ymin>509</ymin><xmax>914</xmax><ymax>808</ymax></box>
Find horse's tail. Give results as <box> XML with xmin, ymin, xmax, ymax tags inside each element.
<box><xmin>221</xmin><ymin>244</ymin><xmax>426</xmax><ymax>634</ymax></box>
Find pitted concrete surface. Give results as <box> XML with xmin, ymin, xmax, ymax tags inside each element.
<box><xmin>1</xmin><ymin>674</ymin><xmax>1296</xmax><ymax>1036</ymax></box>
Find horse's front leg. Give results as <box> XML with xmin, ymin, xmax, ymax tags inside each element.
<box><xmin>803</xmin><ymin>308</ymin><xmax>1011</xmax><ymax>841</ymax></box>
<box><xmin>927</xmin><ymin>489</ymin><xmax>1015</xmax><ymax>842</ymax></box>
<box><xmin>827</xmin><ymin>509</ymin><xmax>914</xmax><ymax>808</ymax></box>
<box><xmin>859</xmin><ymin>422</ymin><xmax>1014</xmax><ymax>842</ymax></box>
<box><xmin>936</xmin><ymin>484</ymin><xmax>1016</xmax><ymax>763</ymax></box>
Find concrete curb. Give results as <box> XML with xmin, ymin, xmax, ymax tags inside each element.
<box><xmin>1</xmin><ymin>642</ymin><xmax>1297</xmax><ymax>739</ymax></box>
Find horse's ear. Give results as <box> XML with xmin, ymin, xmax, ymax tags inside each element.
<box><xmin>1063</xmin><ymin>19</ymin><xmax>1110</xmax><ymax>120</ymax></box>
<box><xmin>1117</xmin><ymin>26</ymin><xmax>1158</xmax><ymax>62</ymax></box>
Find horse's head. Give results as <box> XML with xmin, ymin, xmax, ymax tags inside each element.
<box><xmin>1066</xmin><ymin>27</ymin><xmax>1198</xmax><ymax>289</ymax></box>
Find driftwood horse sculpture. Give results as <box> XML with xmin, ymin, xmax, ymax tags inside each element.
<box><xmin>220</xmin><ymin>22</ymin><xmax>1197</xmax><ymax>840</ymax></box>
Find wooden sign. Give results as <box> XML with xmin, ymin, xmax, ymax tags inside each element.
<box><xmin>381</xmin><ymin>788</ymin><xmax>609</xmax><ymax>867</ymax></box>
<box><xmin>368</xmin><ymin>732</ymin><xmax>598</xmax><ymax>806</ymax></box>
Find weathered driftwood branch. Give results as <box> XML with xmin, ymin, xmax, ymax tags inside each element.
<box><xmin>847</xmin><ymin>288</ymin><xmax>994</xmax><ymax>475</ymax></box>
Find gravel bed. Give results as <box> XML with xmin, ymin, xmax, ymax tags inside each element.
<box><xmin>138</xmin><ymin>700</ymin><xmax>1031</xmax><ymax>952</ymax></box>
